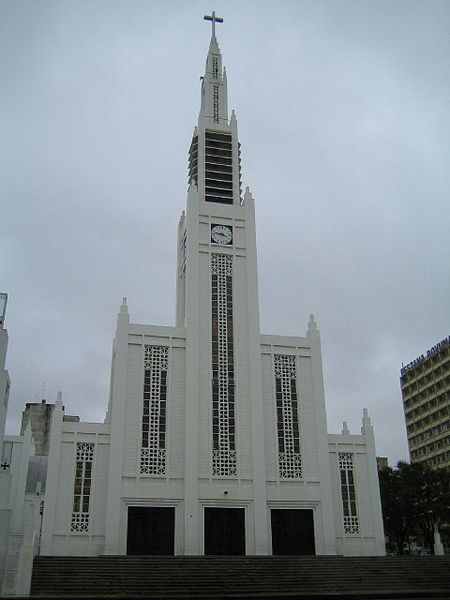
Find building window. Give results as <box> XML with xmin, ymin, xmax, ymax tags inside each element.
<box><xmin>211</xmin><ymin>253</ymin><xmax>236</xmax><ymax>477</ymax></box>
<box><xmin>71</xmin><ymin>442</ymin><xmax>94</xmax><ymax>532</ymax></box>
<box><xmin>274</xmin><ymin>354</ymin><xmax>302</xmax><ymax>478</ymax></box>
<box><xmin>140</xmin><ymin>345</ymin><xmax>169</xmax><ymax>475</ymax></box>
<box><xmin>338</xmin><ymin>452</ymin><xmax>360</xmax><ymax>535</ymax></box>
<box><xmin>1</xmin><ymin>440</ymin><xmax>13</xmax><ymax>469</ymax></box>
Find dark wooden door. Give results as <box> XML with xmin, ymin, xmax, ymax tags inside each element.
<box><xmin>271</xmin><ymin>509</ymin><xmax>315</xmax><ymax>555</ymax></box>
<box><xmin>204</xmin><ymin>507</ymin><xmax>245</xmax><ymax>555</ymax></box>
<box><xmin>127</xmin><ymin>506</ymin><xmax>175</xmax><ymax>555</ymax></box>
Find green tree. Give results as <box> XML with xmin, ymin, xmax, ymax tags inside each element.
<box><xmin>415</xmin><ymin>464</ymin><xmax>450</xmax><ymax>552</ymax></box>
<box><xmin>379</xmin><ymin>462</ymin><xmax>417</xmax><ymax>554</ymax></box>
<box><xmin>378</xmin><ymin>461</ymin><xmax>450</xmax><ymax>555</ymax></box>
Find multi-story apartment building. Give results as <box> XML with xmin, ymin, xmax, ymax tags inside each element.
<box><xmin>400</xmin><ymin>336</ymin><xmax>450</xmax><ymax>469</ymax></box>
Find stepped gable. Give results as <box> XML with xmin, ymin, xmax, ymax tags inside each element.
<box><xmin>29</xmin><ymin>555</ymin><xmax>450</xmax><ymax>598</ymax></box>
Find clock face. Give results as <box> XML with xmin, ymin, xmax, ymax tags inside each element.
<box><xmin>211</xmin><ymin>224</ymin><xmax>233</xmax><ymax>245</ymax></box>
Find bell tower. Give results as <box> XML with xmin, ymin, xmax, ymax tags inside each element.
<box><xmin>177</xmin><ymin>14</ymin><xmax>269</xmax><ymax>554</ymax></box>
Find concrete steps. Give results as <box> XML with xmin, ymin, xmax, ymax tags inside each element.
<box><xmin>28</xmin><ymin>555</ymin><xmax>450</xmax><ymax>599</ymax></box>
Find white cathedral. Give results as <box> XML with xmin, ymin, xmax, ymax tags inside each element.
<box><xmin>0</xmin><ymin>14</ymin><xmax>385</xmax><ymax>595</ymax></box>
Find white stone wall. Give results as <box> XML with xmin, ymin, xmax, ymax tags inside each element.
<box><xmin>260</xmin><ymin>333</ymin><xmax>337</xmax><ymax>555</ymax></box>
<box><xmin>328</xmin><ymin>431</ymin><xmax>385</xmax><ymax>556</ymax></box>
<box><xmin>42</xmin><ymin>421</ymin><xmax>110</xmax><ymax>556</ymax></box>
<box><xmin>191</xmin><ymin>204</ymin><xmax>257</xmax><ymax>483</ymax></box>
<box><xmin>233</xmin><ymin>253</ymin><xmax>254</xmax><ymax>480</ymax></box>
<box><xmin>167</xmin><ymin>345</ymin><xmax>187</xmax><ymax>478</ymax></box>
<box><xmin>122</xmin><ymin>342</ymin><xmax>142</xmax><ymax>475</ymax></box>
<box><xmin>38</xmin><ymin>313</ymin><xmax>385</xmax><ymax>558</ymax></box>
<box><xmin>298</xmin><ymin>355</ymin><xmax>320</xmax><ymax>478</ymax></box>
<box><xmin>36</xmin><ymin>245</ymin><xmax>385</xmax><ymax>560</ymax></box>
<box><xmin>110</xmin><ymin>326</ymin><xmax>187</xmax><ymax>554</ymax></box>
<box><xmin>120</xmin><ymin>327</ymin><xmax>186</xmax><ymax>481</ymax></box>
<box><xmin>179</xmin><ymin>177</ymin><xmax>271</xmax><ymax>555</ymax></box>
<box><xmin>1</xmin><ymin>428</ymin><xmax>37</xmax><ymax>594</ymax></box>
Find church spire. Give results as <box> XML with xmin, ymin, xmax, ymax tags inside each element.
<box><xmin>199</xmin><ymin>11</ymin><xmax>228</xmax><ymax>126</ymax></box>
<box><xmin>188</xmin><ymin>13</ymin><xmax>242</xmax><ymax>205</ymax></box>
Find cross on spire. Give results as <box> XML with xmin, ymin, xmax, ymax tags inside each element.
<box><xmin>204</xmin><ymin>11</ymin><xmax>223</xmax><ymax>38</ymax></box>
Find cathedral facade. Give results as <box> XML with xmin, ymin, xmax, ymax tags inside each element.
<box><xmin>4</xmin><ymin>20</ymin><xmax>385</xmax><ymax>578</ymax></box>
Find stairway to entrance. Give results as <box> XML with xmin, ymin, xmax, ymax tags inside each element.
<box><xmin>29</xmin><ymin>555</ymin><xmax>450</xmax><ymax>599</ymax></box>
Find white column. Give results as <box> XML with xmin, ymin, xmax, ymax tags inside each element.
<box><xmin>183</xmin><ymin>186</ymin><xmax>201</xmax><ymax>554</ymax></box>
<box><xmin>11</xmin><ymin>424</ymin><xmax>33</xmax><ymax>534</ymax></box>
<box><xmin>14</xmin><ymin>497</ymin><xmax>39</xmax><ymax>596</ymax></box>
<box><xmin>40</xmin><ymin>397</ymin><xmax>64</xmax><ymax>555</ymax></box>
<box><xmin>361</xmin><ymin>409</ymin><xmax>385</xmax><ymax>556</ymax></box>
<box><xmin>0</xmin><ymin>470</ymin><xmax>12</xmax><ymax>592</ymax></box>
<box><xmin>307</xmin><ymin>316</ymin><xmax>337</xmax><ymax>555</ymax></box>
<box><xmin>104</xmin><ymin>300</ymin><xmax>129</xmax><ymax>554</ymax></box>
<box><xmin>243</xmin><ymin>188</ymin><xmax>269</xmax><ymax>554</ymax></box>
<box><xmin>175</xmin><ymin>211</ymin><xmax>186</xmax><ymax>327</ymax></box>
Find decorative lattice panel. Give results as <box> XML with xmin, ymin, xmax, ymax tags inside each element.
<box><xmin>71</xmin><ymin>442</ymin><xmax>94</xmax><ymax>532</ymax></box>
<box><xmin>211</xmin><ymin>254</ymin><xmax>237</xmax><ymax>477</ymax></box>
<box><xmin>212</xmin><ymin>57</ymin><xmax>219</xmax><ymax>79</ymax></box>
<box><xmin>274</xmin><ymin>354</ymin><xmax>302</xmax><ymax>478</ymax></box>
<box><xmin>140</xmin><ymin>345</ymin><xmax>169</xmax><ymax>475</ymax></box>
<box><xmin>338</xmin><ymin>452</ymin><xmax>360</xmax><ymax>534</ymax></box>
<box><xmin>343</xmin><ymin>516</ymin><xmax>360</xmax><ymax>535</ymax></box>
<box><xmin>71</xmin><ymin>512</ymin><xmax>89</xmax><ymax>533</ymax></box>
<box><xmin>213</xmin><ymin>84</ymin><xmax>219</xmax><ymax>123</ymax></box>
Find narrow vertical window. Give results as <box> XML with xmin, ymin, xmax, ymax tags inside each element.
<box><xmin>211</xmin><ymin>254</ymin><xmax>236</xmax><ymax>476</ymax></box>
<box><xmin>1</xmin><ymin>440</ymin><xmax>13</xmax><ymax>469</ymax></box>
<box><xmin>71</xmin><ymin>442</ymin><xmax>94</xmax><ymax>532</ymax></box>
<box><xmin>274</xmin><ymin>355</ymin><xmax>302</xmax><ymax>478</ymax></box>
<box><xmin>140</xmin><ymin>345</ymin><xmax>169</xmax><ymax>475</ymax></box>
<box><xmin>338</xmin><ymin>452</ymin><xmax>359</xmax><ymax>534</ymax></box>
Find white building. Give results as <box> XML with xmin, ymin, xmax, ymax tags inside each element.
<box><xmin>1</xmin><ymin>295</ymin><xmax>47</xmax><ymax>595</ymax></box>
<box><xmin>1</xmin><ymin>15</ymin><xmax>385</xmax><ymax>593</ymax></box>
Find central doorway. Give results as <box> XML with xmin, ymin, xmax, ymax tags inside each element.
<box><xmin>127</xmin><ymin>506</ymin><xmax>175</xmax><ymax>555</ymax></box>
<box><xmin>271</xmin><ymin>508</ymin><xmax>315</xmax><ymax>555</ymax></box>
<box><xmin>204</xmin><ymin>507</ymin><xmax>246</xmax><ymax>555</ymax></box>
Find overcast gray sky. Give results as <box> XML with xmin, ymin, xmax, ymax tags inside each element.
<box><xmin>1</xmin><ymin>0</ymin><xmax>449</xmax><ymax>465</ymax></box>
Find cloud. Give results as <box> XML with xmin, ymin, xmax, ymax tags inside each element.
<box><xmin>1</xmin><ymin>1</ymin><xmax>449</xmax><ymax>466</ymax></box>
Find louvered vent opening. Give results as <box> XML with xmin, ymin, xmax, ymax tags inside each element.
<box><xmin>188</xmin><ymin>135</ymin><xmax>198</xmax><ymax>185</ymax></box>
<box><xmin>205</xmin><ymin>130</ymin><xmax>233</xmax><ymax>204</ymax></box>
